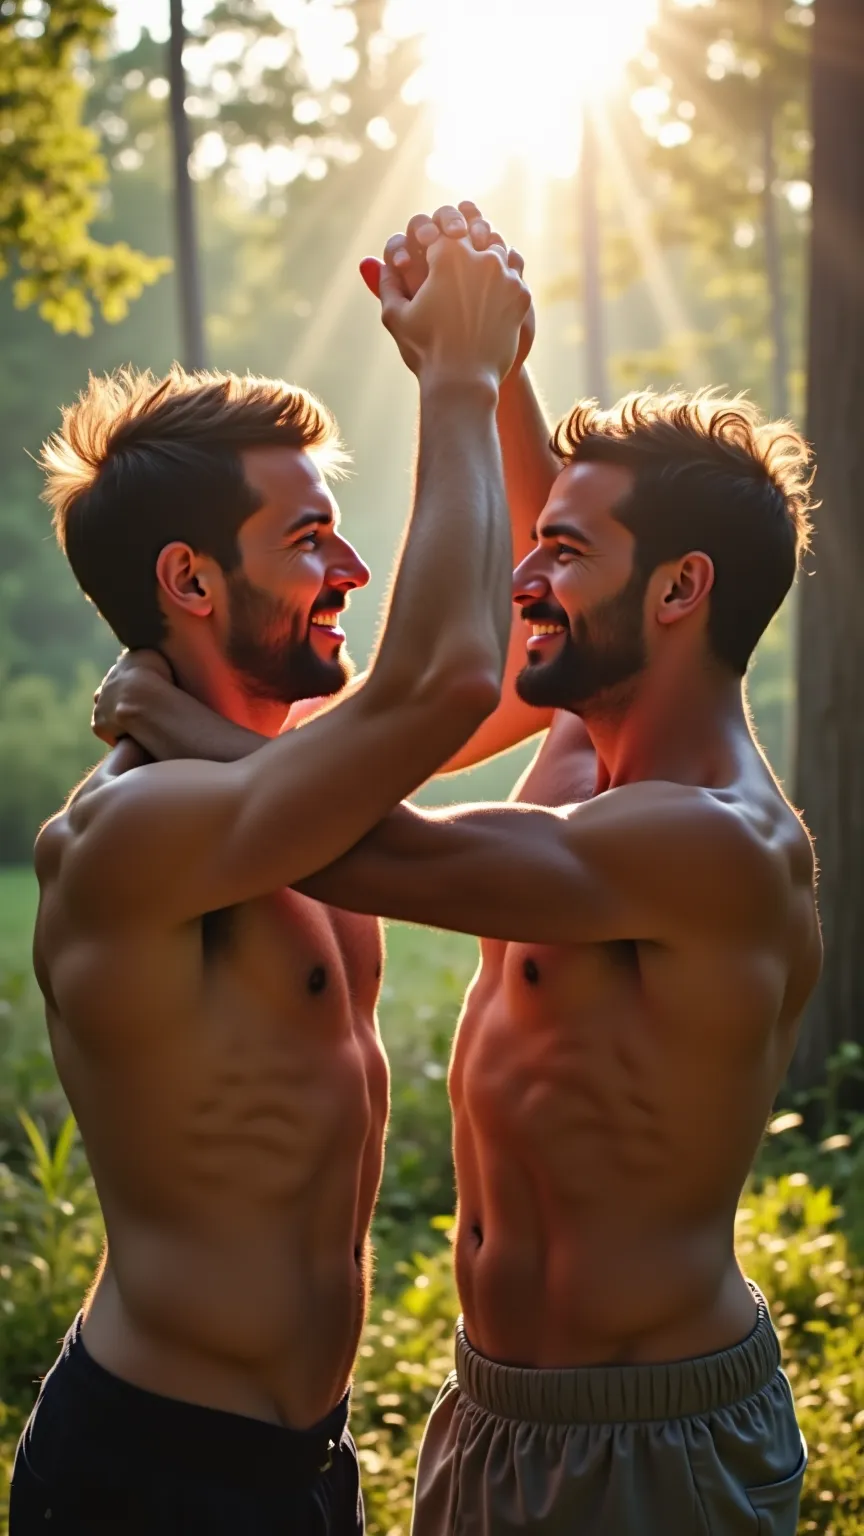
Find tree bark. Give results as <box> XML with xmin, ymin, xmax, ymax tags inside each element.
<box><xmin>168</xmin><ymin>0</ymin><xmax>206</xmax><ymax>370</ymax></box>
<box><xmin>761</xmin><ymin>0</ymin><xmax>789</xmax><ymax>420</ymax></box>
<box><xmin>791</xmin><ymin>0</ymin><xmax>864</xmax><ymax>1099</ymax></box>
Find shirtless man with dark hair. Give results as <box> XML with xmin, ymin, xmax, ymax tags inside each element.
<box><xmin>84</xmin><ymin>205</ymin><xmax>820</xmax><ymax>1536</ymax></box>
<box><xmin>10</xmin><ymin>234</ymin><xmax>530</xmax><ymax>1535</ymax></box>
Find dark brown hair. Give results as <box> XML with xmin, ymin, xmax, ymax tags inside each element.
<box><xmin>552</xmin><ymin>389</ymin><xmax>814</xmax><ymax>674</ymax></box>
<box><xmin>42</xmin><ymin>366</ymin><xmax>346</xmax><ymax>648</ymax></box>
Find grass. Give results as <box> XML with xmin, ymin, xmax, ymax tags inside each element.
<box><xmin>0</xmin><ymin>867</ymin><xmax>37</xmax><ymax>976</ymax></box>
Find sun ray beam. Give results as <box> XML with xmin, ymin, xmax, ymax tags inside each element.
<box><xmin>285</xmin><ymin>112</ymin><xmax>429</xmax><ymax>383</ymax></box>
<box><xmin>597</xmin><ymin>107</ymin><xmax>704</xmax><ymax>387</ymax></box>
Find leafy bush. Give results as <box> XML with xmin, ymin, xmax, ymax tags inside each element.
<box><xmin>0</xmin><ymin>1114</ymin><xmax>104</xmax><ymax>1520</ymax></box>
<box><xmin>0</xmin><ymin>668</ymin><xmax>102</xmax><ymax>863</ymax></box>
<box><xmin>756</xmin><ymin>1046</ymin><xmax>864</xmax><ymax>1260</ymax></box>
<box><xmin>739</xmin><ymin>1174</ymin><xmax>864</xmax><ymax>1535</ymax></box>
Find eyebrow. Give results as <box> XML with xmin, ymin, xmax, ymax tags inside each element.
<box><xmin>284</xmin><ymin>507</ymin><xmax>338</xmax><ymax>537</ymax></box>
<box><xmin>532</xmin><ymin>521</ymin><xmax>595</xmax><ymax>548</ymax></box>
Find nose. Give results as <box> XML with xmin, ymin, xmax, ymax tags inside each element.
<box><xmin>329</xmin><ymin>537</ymin><xmax>371</xmax><ymax>593</ymax></box>
<box><xmin>513</xmin><ymin>550</ymin><xmax>550</xmax><ymax>609</ymax></box>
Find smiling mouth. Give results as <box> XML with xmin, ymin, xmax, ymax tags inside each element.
<box><xmin>529</xmin><ymin>623</ymin><xmax>566</xmax><ymax>637</ymax></box>
<box><xmin>310</xmin><ymin>610</ymin><xmax>343</xmax><ymax>629</ymax></box>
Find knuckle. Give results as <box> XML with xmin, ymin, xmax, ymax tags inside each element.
<box><xmin>384</xmin><ymin>234</ymin><xmax>408</xmax><ymax>263</ymax></box>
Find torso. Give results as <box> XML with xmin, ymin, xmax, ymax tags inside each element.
<box><xmin>34</xmin><ymin>768</ymin><xmax>387</xmax><ymax>1429</ymax></box>
<box><xmin>449</xmin><ymin>711</ymin><xmax>821</xmax><ymax>1367</ymax></box>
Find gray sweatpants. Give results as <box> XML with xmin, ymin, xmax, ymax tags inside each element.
<box><xmin>412</xmin><ymin>1285</ymin><xmax>805</xmax><ymax>1535</ymax></box>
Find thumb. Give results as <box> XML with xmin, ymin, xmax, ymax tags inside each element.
<box><xmin>359</xmin><ymin>256</ymin><xmax>383</xmax><ymax>298</ymax></box>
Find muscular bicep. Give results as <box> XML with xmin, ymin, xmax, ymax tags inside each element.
<box><xmin>297</xmin><ymin>785</ymin><xmax>778</xmax><ymax>947</ymax></box>
<box><xmin>67</xmin><ymin>678</ymin><xmax>494</xmax><ymax>927</ymax></box>
<box><xmin>298</xmin><ymin>801</ymin><xmax>608</xmax><ymax>943</ymax></box>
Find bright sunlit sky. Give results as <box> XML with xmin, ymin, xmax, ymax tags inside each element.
<box><xmin>111</xmin><ymin>0</ymin><xmax>658</xmax><ymax>191</ymax></box>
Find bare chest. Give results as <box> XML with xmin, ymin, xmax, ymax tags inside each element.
<box><xmin>200</xmin><ymin>887</ymin><xmax>384</xmax><ymax>1028</ymax></box>
<box><xmin>451</xmin><ymin>937</ymin><xmax>658</xmax><ymax>1152</ymax></box>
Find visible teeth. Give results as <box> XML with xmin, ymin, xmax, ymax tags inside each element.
<box><xmin>311</xmin><ymin>612</ymin><xmax>340</xmax><ymax>627</ymax></box>
<box><xmin>531</xmin><ymin>623</ymin><xmax>565</xmax><ymax>636</ymax></box>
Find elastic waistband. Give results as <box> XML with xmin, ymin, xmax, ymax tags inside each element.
<box><xmin>36</xmin><ymin>1312</ymin><xmax>349</xmax><ymax>1491</ymax></box>
<box><xmin>455</xmin><ymin>1284</ymin><xmax>781</xmax><ymax>1424</ymax></box>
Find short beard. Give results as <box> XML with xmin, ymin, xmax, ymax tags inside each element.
<box><xmin>516</xmin><ymin>564</ymin><xmax>648</xmax><ymax>713</ymax></box>
<box><xmin>225</xmin><ymin>572</ymin><xmax>353</xmax><ymax>707</ymax></box>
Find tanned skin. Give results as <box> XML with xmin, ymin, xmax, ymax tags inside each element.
<box><xmin>90</xmin><ymin>207</ymin><xmax>822</xmax><ymax>1374</ymax></box>
<box><xmin>300</xmin><ymin>481</ymin><xmax>822</xmax><ymax>1366</ymax></box>
<box><xmin>33</xmin><ymin>233</ymin><xmax>530</xmax><ymax>1429</ymax></box>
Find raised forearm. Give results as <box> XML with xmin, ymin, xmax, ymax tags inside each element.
<box><xmin>114</xmin><ymin>672</ymin><xmax>265</xmax><ymax>763</ymax></box>
<box><xmin>497</xmin><ymin>366</ymin><xmax>560</xmax><ymax>560</ymax></box>
<box><xmin>370</xmin><ymin>377</ymin><xmax>513</xmax><ymax>698</ymax></box>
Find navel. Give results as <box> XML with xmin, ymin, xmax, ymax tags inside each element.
<box><xmin>374</xmin><ymin>963</ymin><xmax>382</xmax><ymax>980</ymax></box>
<box><xmin>308</xmin><ymin>965</ymin><xmax>327</xmax><ymax>995</ymax></box>
<box><xmin>523</xmin><ymin>958</ymin><xmax>540</xmax><ymax>985</ymax></box>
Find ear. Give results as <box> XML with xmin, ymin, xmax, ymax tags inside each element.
<box><xmin>155</xmin><ymin>542</ymin><xmax>217</xmax><ymax>620</ymax></box>
<box><xmin>654</xmin><ymin>552</ymin><xmax>715</xmax><ymax>627</ymax></box>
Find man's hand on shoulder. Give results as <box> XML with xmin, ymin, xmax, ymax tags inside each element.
<box><xmin>92</xmin><ymin>649</ymin><xmax>266</xmax><ymax>765</ymax></box>
<box><xmin>92</xmin><ymin>649</ymin><xmax>174</xmax><ymax>747</ymax></box>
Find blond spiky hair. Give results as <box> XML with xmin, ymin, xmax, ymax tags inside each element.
<box><xmin>40</xmin><ymin>365</ymin><xmax>348</xmax><ymax>648</ymax></box>
<box><xmin>42</xmin><ymin>365</ymin><xmax>348</xmax><ymax>527</ymax></box>
<box><xmin>550</xmin><ymin>388</ymin><xmax>816</xmax><ymax>674</ymax></box>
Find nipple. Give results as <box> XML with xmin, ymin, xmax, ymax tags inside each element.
<box><xmin>523</xmin><ymin>958</ymin><xmax>540</xmax><ymax>985</ymax></box>
<box><xmin>308</xmin><ymin>965</ymin><xmax>327</xmax><ymax>995</ymax></box>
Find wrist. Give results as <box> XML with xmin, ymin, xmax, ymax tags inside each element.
<box><xmin>114</xmin><ymin>669</ymin><xmax>168</xmax><ymax>731</ymax></box>
<box><xmin>417</xmin><ymin>368</ymin><xmax>500</xmax><ymax>409</ymax></box>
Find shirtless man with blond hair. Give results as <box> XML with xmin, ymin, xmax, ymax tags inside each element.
<box><xmin>10</xmin><ymin>233</ymin><xmax>530</xmax><ymax>1535</ymax></box>
<box><xmin>85</xmin><ymin>206</ymin><xmax>820</xmax><ymax>1535</ymax></box>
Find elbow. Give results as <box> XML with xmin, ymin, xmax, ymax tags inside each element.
<box><xmin>420</xmin><ymin>661</ymin><xmax>502</xmax><ymax>734</ymax></box>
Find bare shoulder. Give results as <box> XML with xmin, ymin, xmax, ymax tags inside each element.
<box><xmin>561</xmin><ymin>776</ymin><xmax>801</xmax><ymax>938</ymax></box>
<box><xmin>33</xmin><ymin>739</ymin><xmax>181</xmax><ymax>918</ymax></box>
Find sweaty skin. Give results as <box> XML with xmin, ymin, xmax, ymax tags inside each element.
<box><xmin>33</xmin><ymin>234</ymin><xmax>530</xmax><ymax>1429</ymax></box>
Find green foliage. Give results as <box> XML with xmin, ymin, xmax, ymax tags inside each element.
<box><xmin>0</xmin><ymin>1111</ymin><xmax>104</xmax><ymax>1519</ymax></box>
<box><xmin>0</xmin><ymin>666</ymin><xmax>103</xmax><ymax>863</ymax></box>
<box><xmin>738</xmin><ymin>1175</ymin><xmax>864</xmax><ymax>1534</ymax></box>
<box><xmin>621</xmin><ymin>0</ymin><xmax>813</xmax><ymax>408</ymax></box>
<box><xmin>352</xmin><ymin>1243</ymin><xmax>457</xmax><ymax>1535</ymax></box>
<box><xmin>0</xmin><ymin>1</ymin><xmax>169</xmax><ymax>332</ymax></box>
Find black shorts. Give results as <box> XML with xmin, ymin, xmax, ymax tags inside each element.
<box><xmin>9</xmin><ymin>1312</ymin><xmax>365</xmax><ymax>1535</ymax></box>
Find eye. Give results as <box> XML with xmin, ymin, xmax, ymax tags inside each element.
<box><xmin>295</xmin><ymin>531</ymin><xmax>319</xmax><ymax>550</ymax></box>
<box><xmin>555</xmin><ymin>543</ymin><xmax>582</xmax><ymax>563</ymax></box>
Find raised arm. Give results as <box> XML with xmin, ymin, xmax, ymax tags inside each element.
<box><xmin>62</xmin><ymin>235</ymin><xmax>529</xmax><ymax>924</ymax></box>
<box><xmin>363</xmin><ymin>202</ymin><xmax>561</xmax><ymax>774</ymax></box>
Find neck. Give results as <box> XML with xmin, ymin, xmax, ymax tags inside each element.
<box><xmin>579</xmin><ymin>659</ymin><xmax>750</xmax><ymax>793</ymax></box>
<box><xmin>166</xmin><ymin>649</ymin><xmax>289</xmax><ymax>739</ymax></box>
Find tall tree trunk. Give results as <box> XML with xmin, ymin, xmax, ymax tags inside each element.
<box><xmin>791</xmin><ymin>0</ymin><xmax>864</xmax><ymax>1101</ymax></box>
<box><xmin>168</xmin><ymin>0</ymin><xmax>206</xmax><ymax>370</ymax></box>
<box><xmin>579</xmin><ymin>105</ymin><xmax>607</xmax><ymax>404</ymax></box>
<box><xmin>761</xmin><ymin>0</ymin><xmax>789</xmax><ymax>419</ymax></box>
